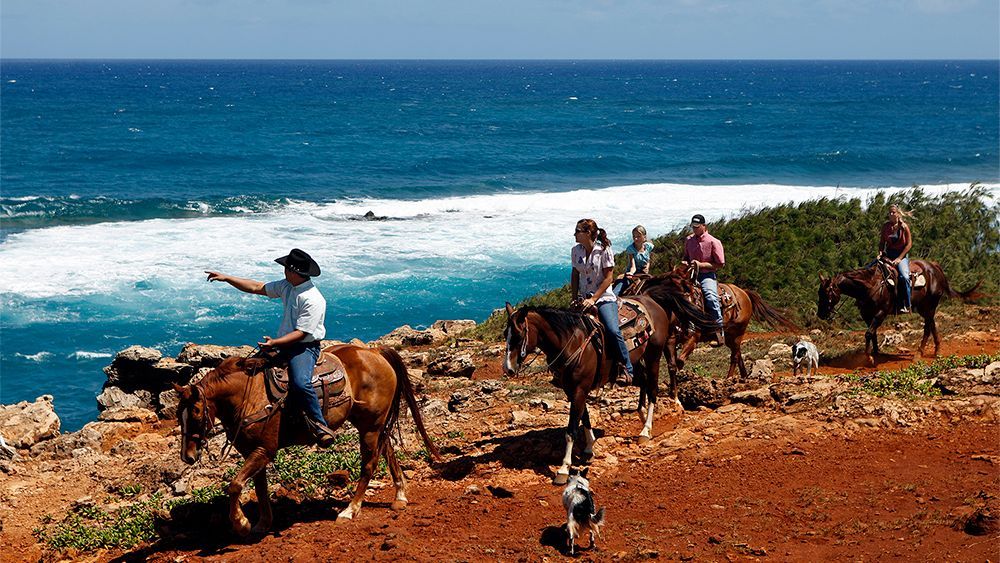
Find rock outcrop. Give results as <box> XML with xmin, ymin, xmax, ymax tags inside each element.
<box><xmin>0</xmin><ymin>395</ymin><xmax>60</xmax><ymax>449</ymax></box>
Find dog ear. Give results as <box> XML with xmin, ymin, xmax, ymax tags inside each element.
<box><xmin>580</xmin><ymin>467</ymin><xmax>589</xmax><ymax>479</ymax></box>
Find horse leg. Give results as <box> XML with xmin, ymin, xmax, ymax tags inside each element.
<box><xmin>383</xmin><ymin>440</ymin><xmax>408</xmax><ymax>511</ymax></box>
<box><xmin>338</xmin><ymin>429</ymin><xmax>381</xmax><ymax>521</ymax></box>
<box><xmin>928</xmin><ymin>315</ymin><xmax>940</xmax><ymax>357</ymax></box>
<box><xmin>677</xmin><ymin>333</ymin><xmax>699</xmax><ymax>370</ymax></box>
<box><xmin>226</xmin><ymin>448</ymin><xmax>270</xmax><ymax>536</ymax></box>
<box><xmin>733</xmin><ymin>335</ymin><xmax>748</xmax><ymax>380</ymax></box>
<box><xmin>554</xmin><ymin>388</ymin><xmax>586</xmax><ymax>485</ymax></box>
<box><xmin>581</xmin><ymin>406</ymin><xmax>597</xmax><ymax>461</ymax></box>
<box><xmin>251</xmin><ymin>470</ymin><xmax>273</xmax><ymax>534</ymax></box>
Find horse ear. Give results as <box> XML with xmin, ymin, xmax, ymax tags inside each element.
<box><xmin>505</xmin><ymin>302</ymin><xmax>515</xmax><ymax>318</ymax></box>
<box><xmin>173</xmin><ymin>383</ymin><xmax>191</xmax><ymax>400</ymax></box>
<box><xmin>818</xmin><ymin>272</ymin><xmax>827</xmax><ymax>282</ymax></box>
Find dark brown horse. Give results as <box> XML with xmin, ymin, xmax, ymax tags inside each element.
<box><xmin>174</xmin><ymin>344</ymin><xmax>440</xmax><ymax>535</ymax></box>
<box><xmin>502</xmin><ymin>294</ymin><xmax>715</xmax><ymax>484</ymax></box>
<box><xmin>818</xmin><ymin>259</ymin><xmax>982</xmax><ymax>365</ymax></box>
<box><xmin>642</xmin><ymin>264</ymin><xmax>798</xmax><ymax>380</ymax></box>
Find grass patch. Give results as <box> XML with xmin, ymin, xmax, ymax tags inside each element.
<box><xmin>34</xmin><ymin>496</ymin><xmax>164</xmax><ymax>551</ymax></box>
<box><xmin>845</xmin><ymin>353</ymin><xmax>1000</xmax><ymax>400</ymax></box>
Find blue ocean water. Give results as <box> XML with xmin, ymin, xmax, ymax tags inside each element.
<box><xmin>2</xmin><ymin>60</ymin><xmax>998</xmax><ymax>430</ymax></box>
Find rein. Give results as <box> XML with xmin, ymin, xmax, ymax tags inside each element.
<box><xmin>511</xmin><ymin>314</ymin><xmax>600</xmax><ymax>377</ymax></box>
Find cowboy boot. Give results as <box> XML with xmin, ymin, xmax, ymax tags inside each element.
<box><xmin>307</xmin><ymin>418</ymin><xmax>337</xmax><ymax>448</ymax></box>
<box><xmin>710</xmin><ymin>329</ymin><xmax>725</xmax><ymax>347</ymax></box>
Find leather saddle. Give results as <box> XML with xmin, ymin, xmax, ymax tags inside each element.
<box><xmin>578</xmin><ymin>298</ymin><xmax>654</xmax><ymax>353</ymax></box>
<box><xmin>883</xmin><ymin>262</ymin><xmax>927</xmax><ymax>289</ymax></box>
<box><xmin>265</xmin><ymin>350</ymin><xmax>351</xmax><ymax>415</ymax></box>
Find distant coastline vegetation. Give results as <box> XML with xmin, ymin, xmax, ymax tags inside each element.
<box><xmin>474</xmin><ymin>184</ymin><xmax>999</xmax><ymax>340</ymax></box>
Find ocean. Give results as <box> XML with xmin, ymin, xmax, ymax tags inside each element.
<box><xmin>1</xmin><ymin>60</ymin><xmax>998</xmax><ymax>430</ymax></box>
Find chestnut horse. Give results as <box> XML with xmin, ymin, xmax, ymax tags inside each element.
<box><xmin>818</xmin><ymin>259</ymin><xmax>982</xmax><ymax>365</ymax></box>
<box><xmin>642</xmin><ymin>264</ymin><xmax>797</xmax><ymax>380</ymax></box>
<box><xmin>175</xmin><ymin>344</ymin><xmax>440</xmax><ymax>536</ymax></box>
<box><xmin>502</xmin><ymin>294</ymin><xmax>715</xmax><ymax>484</ymax></box>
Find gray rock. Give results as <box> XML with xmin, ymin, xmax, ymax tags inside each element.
<box><xmin>448</xmin><ymin>390</ymin><xmax>472</xmax><ymax>412</ymax></box>
<box><xmin>175</xmin><ymin>343</ymin><xmax>254</xmax><ymax>369</ymax></box>
<box><xmin>767</xmin><ymin>343</ymin><xmax>793</xmax><ymax>361</ymax></box>
<box><xmin>749</xmin><ymin>359</ymin><xmax>774</xmax><ymax>381</ymax></box>
<box><xmin>528</xmin><ymin>398</ymin><xmax>555</xmax><ymax>411</ymax></box>
<box><xmin>98</xmin><ymin>407</ymin><xmax>158</xmax><ymax>423</ymax></box>
<box><xmin>431</xmin><ymin>319</ymin><xmax>477</xmax><ymax>336</ymax></box>
<box><xmin>936</xmin><ymin>367</ymin><xmax>1000</xmax><ymax>396</ymax></box>
<box><xmin>510</xmin><ymin>410</ymin><xmax>534</xmax><ymax>426</ymax></box>
<box><xmin>730</xmin><ymin>387</ymin><xmax>773</xmax><ymax>407</ymax></box>
<box><xmin>427</xmin><ymin>354</ymin><xmax>476</xmax><ymax>378</ymax></box>
<box><xmin>96</xmin><ymin>386</ymin><xmax>147</xmax><ymax>411</ymax></box>
<box><xmin>30</xmin><ymin>426</ymin><xmax>102</xmax><ymax>460</ymax></box>
<box><xmin>158</xmin><ymin>389</ymin><xmax>180</xmax><ymax>419</ymax></box>
<box><xmin>104</xmin><ymin>345</ymin><xmax>192</xmax><ymax>392</ymax></box>
<box><xmin>677</xmin><ymin>372</ymin><xmax>728</xmax><ymax>409</ymax></box>
<box><xmin>0</xmin><ymin>395</ymin><xmax>60</xmax><ymax>448</ymax></box>
<box><xmin>479</xmin><ymin>379</ymin><xmax>503</xmax><ymax>394</ymax></box>
<box><xmin>420</xmin><ymin>398</ymin><xmax>449</xmax><ymax>419</ymax></box>
<box><xmin>880</xmin><ymin>331</ymin><xmax>905</xmax><ymax>348</ymax></box>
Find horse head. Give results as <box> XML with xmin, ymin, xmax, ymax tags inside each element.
<box><xmin>174</xmin><ymin>382</ymin><xmax>213</xmax><ymax>464</ymax></box>
<box><xmin>817</xmin><ymin>272</ymin><xmax>841</xmax><ymax>320</ymax></box>
<box><xmin>502</xmin><ymin>302</ymin><xmax>539</xmax><ymax>376</ymax></box>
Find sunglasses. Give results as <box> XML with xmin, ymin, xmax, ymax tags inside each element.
<box><xmin>574</xmin><ymin>228</ymin><xmax>588</xmax><ymax>234</ymax></box>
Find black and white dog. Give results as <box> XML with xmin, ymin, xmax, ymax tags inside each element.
<box><xmin>791</xmin><ymin>340</ymin><xmax>820</xmax><ymax>376</ymax></box>
<box><xmin>562</xmin><ymin>468</ymin><xmax>605</xmax><ymax>554</ymax></box>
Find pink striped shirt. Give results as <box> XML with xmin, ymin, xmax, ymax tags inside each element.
<box><xmin>684</xmin><ymin>232</ymin><xmax>725</xmax><ymax>268</ymax></box>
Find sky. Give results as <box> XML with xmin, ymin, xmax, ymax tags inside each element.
<box><xmin>2</xmin><ymin>0</ymin><xmax>998</xmax><ymax>59</ymax></box>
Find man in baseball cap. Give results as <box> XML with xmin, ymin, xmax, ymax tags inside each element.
<box><xmin>684</xmin><ymin>215</ymin><xmax>726</xmax><ymax>346</ymax></box>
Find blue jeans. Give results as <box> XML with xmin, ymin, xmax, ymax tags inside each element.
<box><xmin>886</xmin><ymin>251</ymin><xmax>911</xmax><ymax>309</ymax></box>
<box><xmin>697</xmin><ymin>272</ymin><xmax>724</xmax><ymax>328</ymax></box>
<box><xmin>612</xmin><ymin>278</ymin><xmax>630</xmax><ymax>296</ymax></box>
<box><xmin>596</xmin><ymin>300</ymin><xmax>634</xmax><ymax>376</ymax></box>
<box><xmin>283</xmin><ymin>342</ymin><xmax>326</xmax><ymax>426</ymax></box>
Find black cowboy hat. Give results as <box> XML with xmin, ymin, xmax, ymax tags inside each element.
<box><xmin>275</xmin><ymin>248</ymin><xmax>321</xmax><ymax>277</ymax></box>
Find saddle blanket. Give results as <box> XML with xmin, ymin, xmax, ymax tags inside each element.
<box><xmin>618</xmin><ymin>298</ymin><xmax>654</xmax><ymax>352</ymax></box>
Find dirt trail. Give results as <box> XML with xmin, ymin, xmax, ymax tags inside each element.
<box><xmin>2</xmin><ymin>307</ymin><xmax>998</xmax><ymax>562</ymax></box>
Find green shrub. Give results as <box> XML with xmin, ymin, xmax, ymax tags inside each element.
<box><xmin>34</xmin><ymin>496</ymin><xmax>162</xmax><ymax>551</ymax></box>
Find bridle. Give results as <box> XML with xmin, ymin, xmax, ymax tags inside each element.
<box><xmin>179</xmin><ymin>383</ymin><xmax>214</xmax><ymax>455</ymax></box>
<box><xmin>507</xmin><ymin>313</ymin><xmax>598</xmax><ymax>377</ymax></box>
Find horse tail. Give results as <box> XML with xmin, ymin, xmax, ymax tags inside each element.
<box><xmin>745</xmin><ymin>289</ymin><xmax>799</xmax><ymax>332</ymax></box>
<box><xmin>937</xmin><ymin>270</ymin><xmax>986</xmax><ymax>305</ymax></box>
<box><xmin>644</xmin><ymin>283</ymin><xmax>718</xmax><ymax>332</ymax></box>
<box><xmin>378</xmin><ymin>346</ymin><xmax>442</xmax><ymax>462</ymax></box>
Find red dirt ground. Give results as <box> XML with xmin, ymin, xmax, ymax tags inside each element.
<box><xmin>127</xmin><ymin>421</ymin><xmax>998</xmax><ymax>562</ymax></box>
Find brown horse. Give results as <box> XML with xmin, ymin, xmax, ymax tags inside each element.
<box><xmin>818</xmin><ymin>259</ymin><xmax>982</xmax><ymax>365</ymax></box>
<box><xmin>174</xmin><ymin>344</ymin><xmax>440</xmax><ymax>536</ymax></box>
<box><xmin>502</xmin><ymin>294</ymin><xmax>715</xmax><ymax>484</ymax></box>
<box><xmin>642</xmin><ymin>264</ymin><xmax>798</xmax><ymax>380</ymax></box>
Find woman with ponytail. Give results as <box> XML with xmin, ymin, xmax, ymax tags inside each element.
<box><xmin>571</xmin><ymin>218</ymin><xmax>635</xmax><ymax>386</ymax></box>
<box><xmin>879</xmin><ymin>203</ymin><xmax>914</xmax><ymax>313</ymax></box>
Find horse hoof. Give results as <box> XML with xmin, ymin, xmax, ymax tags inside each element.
<box><xmin>232</xmin><ymin>519</ymin><xmax>252</xmax><ymax>537</ymax></box>
<box><xmin>553</xmin><ymin>473</ymin><xmax>569</xmax><ymax>485</ymax></box>
<box><xmin>336</xmin><ymin>512</ymin><xmax>354</xmax><ymax>522</ymax></box>
<box><xmin>391</xmin><ymin>500</ymin><xmax>408</xmax><ymax>511</ymax></box>
<box><xmin>637</xmin><ymin>435</ymin><xmax>650</xmax><ymax>445</ymax></box>
<box><xmin>251</xmin><ymin>522</ymin><xmax>272</xmax><ymax>535</ymax></box>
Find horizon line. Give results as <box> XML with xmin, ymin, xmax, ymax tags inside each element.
<box><xmin>3</xmin><ymin>57</ymin><xmax>999</xmax><ymax>63</ymax></box>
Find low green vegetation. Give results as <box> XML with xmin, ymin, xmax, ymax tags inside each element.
<box><xmin>34</xmin><ymin>431</ymin><xmax>408</xmax><ymax>554</ymax></box>
<box><xmin>845</xmin><ymin>353</ymin><xmax>1000</xmax><ymax>400</ymax></box>
<box><xmin>474</xmin><ymin>185</ymin><xmax>999</xmax><ymax>340</ymax></box>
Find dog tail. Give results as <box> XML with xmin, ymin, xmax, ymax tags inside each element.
<box><xmin>592</xmin><ymin>507</ymin><xmax>606</xmax><ymax>527</ymax></box>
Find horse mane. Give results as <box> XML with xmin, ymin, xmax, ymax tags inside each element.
<box><xmin>519</xmin><ymin>306</ymin><xmax>586</xmax><ymax>341</ymax></box>
<box><xmin>211</xmin><ymin>355</ymin><xmax>268</xmax><ymax>380</ymax></box>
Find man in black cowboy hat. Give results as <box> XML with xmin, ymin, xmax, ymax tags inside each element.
<box><xmin>205</xmin><ymin>248</ymin><xmax>335</xmax><ymax>446</ymax></box>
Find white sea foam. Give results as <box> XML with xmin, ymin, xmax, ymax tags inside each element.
<box><xmin>15</xmin><ymin>351</ymin><xmax>53</xmax><ymax>362</ymax></box>
<box><xmin>0</xmin><ymin>182</ymin><xmax>995</xmax><ymax>305</ymax></box>
<box><xmin>70</xmin><ymin>351</ymin><xmax>113</xmax><ymax>360</ymax></box>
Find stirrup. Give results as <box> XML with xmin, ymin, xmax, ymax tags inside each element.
<box><xmin>307</xmin><ymin>418</ymin><xmax>336</xmax><ymax>448</ymax></box>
